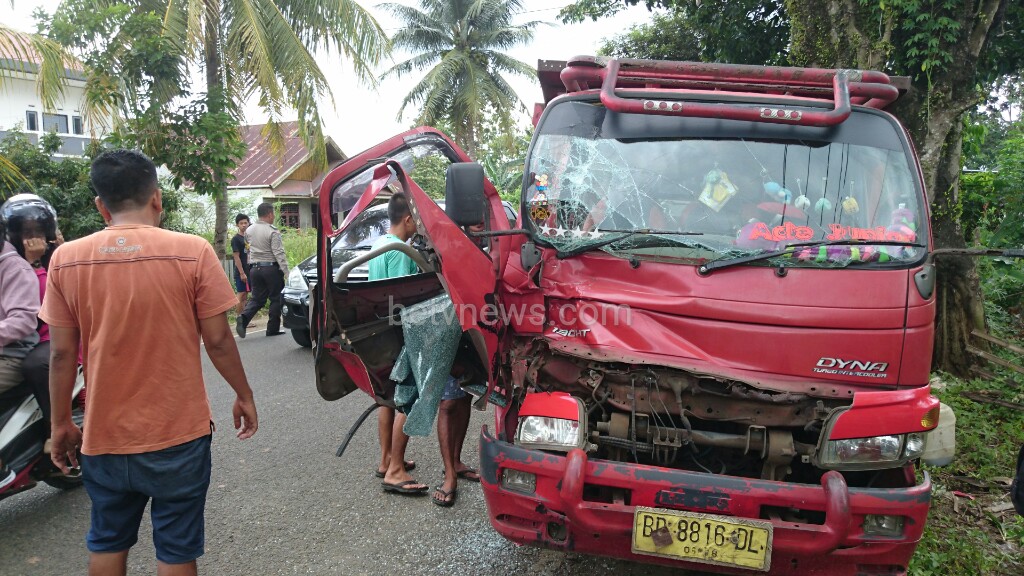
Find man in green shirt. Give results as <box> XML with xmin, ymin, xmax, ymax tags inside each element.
<box><xmin>370</xmin><ymin>193</ymin><xmax>428</xmax><ymax>494</ymax></box>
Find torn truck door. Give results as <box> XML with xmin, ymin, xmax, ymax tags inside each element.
<box><xmin>314</xmin><ymin>128</ymin><xmax>506</xmax><ymax>404</ymax></box>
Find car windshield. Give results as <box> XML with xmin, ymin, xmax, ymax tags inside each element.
<box><xmin>334</xmin><ymin>207</ymin><xmax>389</xmax><ymax>251</ymax></box>
<box><xmin>524</xmin><ymin>101</ymin><xmax>926</xmax><ymax>268</ymax></box>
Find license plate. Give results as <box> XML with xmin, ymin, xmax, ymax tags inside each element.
<box><xmin>632</xmin><ymin>506</ymin><xmax>773</xmax><ymax>571</ymax></box>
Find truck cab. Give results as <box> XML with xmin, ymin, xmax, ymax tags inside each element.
<box><xmin>314</xmin><ymin>56</ymin><xmax>947</xmax><ymax>576</ymax></box>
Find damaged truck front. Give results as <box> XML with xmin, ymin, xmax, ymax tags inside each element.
<box><xmin>314</xmin><ymin>57</ymin><xmax>955</xmax><ymax>576</ymax></box>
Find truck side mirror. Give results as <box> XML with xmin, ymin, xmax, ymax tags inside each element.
<box><xmin>445</xmin><ymin>162</ymin><xmax>485</xmax><ymax>226</ymax></box>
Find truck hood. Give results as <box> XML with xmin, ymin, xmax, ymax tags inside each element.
<box><xmin>505</xmin><ymin>248</ymin><xmax>934</xmax><ymax>389</ymax></box>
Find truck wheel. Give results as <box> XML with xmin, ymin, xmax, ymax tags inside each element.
<box><xmin>291</xmin><ymin>329</ymin><xmax>313</xmax><ymax>348</ymax></box>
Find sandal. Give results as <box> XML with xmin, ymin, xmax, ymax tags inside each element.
<box><xmin>432</xmin><ymin>486</ymin><xmax>457</xmax><ymax>507</ymax></box>
<box><xmin>441</xmin><ymin>467</ymin><xmax>480</xmax><ymax>482</ymax></box>
<box><xmin>381</xmin><ymin>479</ymin><xmax>428</xmax><ymax>494</ymax></box>
<box><xmin>374</xmin><ymin>460</ymin><xmax>416</xmax><ymax>478</ymax></box>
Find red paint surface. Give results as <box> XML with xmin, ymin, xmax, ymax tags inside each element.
<box><xmin>829</xmin><ymin>385</ymin><xmax>939</xmax><ymax>439</ymax></box>
<box><xmin>481</xmin><ymin>428</ymin><xmax>930</xmax><ymax>575</ymax></box>
<box><xmin>519</xmin><ymin>392</ymin><xmax>581</xmax><ymax>421</ymax></box>
<box><xmin>324</xmin><ymin>343</ymin><xmax>374</xmax><ymax>398</ymax></box>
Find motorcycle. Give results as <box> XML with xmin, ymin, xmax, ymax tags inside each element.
<box><xmin>0</xmin><ymin>369</ymin><xmax>85</xmax><ymax>500</ymax></box>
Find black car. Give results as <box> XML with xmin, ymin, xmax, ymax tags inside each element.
<box><xmin>282</xmin><ymin>200</ymin><xmax>516</xmax><ymax>347</ymax></box>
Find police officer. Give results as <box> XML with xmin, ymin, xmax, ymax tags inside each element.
<box><xmin>236</xmin><ymin>202</ymin><xmax>289</xmax><ymax>338</ymax></box>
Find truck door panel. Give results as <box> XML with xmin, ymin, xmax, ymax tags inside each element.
<box><xmin>314</xmin><ymin>129</ymin><xmax>505</xmax><ymax>402</ymax></box>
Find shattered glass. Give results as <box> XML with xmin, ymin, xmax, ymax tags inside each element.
<box><xmin>331</xmin><ymin>136</ymin><xmax>453</xmax><ymax>215</ymax></box>
<box><xmin>524</xmin><ymin>101</ymin><xmax>925</xmax><ymax>268</ymax></box>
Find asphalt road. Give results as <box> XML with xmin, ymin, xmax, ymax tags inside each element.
<box><xmin>0</xmin><ymin>328</ymin><xmax>692</xmax><ymax>576</ymax></box>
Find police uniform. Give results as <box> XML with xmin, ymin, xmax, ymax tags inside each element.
<box><xmin>238</xmin><ymin>220</ymin><xmax>289</xmax><ymax>335</ymax></box>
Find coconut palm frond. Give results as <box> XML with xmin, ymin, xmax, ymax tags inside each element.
<box><xmin>486</xmin><ymin>50</ymin><xmax>535</xmax><ymax>78</ymax></box>
<box><xmin>385</xmin><ymin>0</ymin><xmax>540</xmax><ymax>154</ymax></box>
<box><xmin>0</xmin><ymin>152</ymin><xmax>27</xmax><ymax>192</ymax></box>
<box><xmin>276</xmin><ymin>0</ymin><xmax>389</xmax><ymax>84</ymax></box>
<box><xmin>381</xmin><ymin>50</ymin><xmax>444</xmax><ymax>81</ymax></box>
<box><xmin>0</xmin><ymin>25</ymin><xmax>79</xmax><ymax>112</ymax></box>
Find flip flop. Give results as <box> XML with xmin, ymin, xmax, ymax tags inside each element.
<box><xmin>432</xmin><ymin>486</ymin><xmax>457</xmax><ymax>507</ymax></box>
<box><xmin>381</xmin><ymin>479</ymin><xmax>428</xmax><ymax>495</ymax></box>
<box><xmin>457</xmin><ymin>468</ymin><xmax>480</xmax><ymax>482</ymax></box>
<box><xmin>374</xmin><ymin>460</ymin><xmax>416</xmax><ymax>478</ymax></box>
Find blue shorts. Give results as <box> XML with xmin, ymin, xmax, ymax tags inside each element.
<box><xmin>81</xmin><ymin>435</ymin><xmax>212</xmax><ymax>564</ymax></box>
<box><xmin>441</xmin><ymin>375</ymin><xmax>468</xmax><ymax>401</ymax></box>
<box><xmin>234</xmin><ymin>274</ymin><xmax>249</xmax><ymax>293</ymax></box>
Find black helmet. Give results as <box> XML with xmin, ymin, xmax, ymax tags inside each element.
<box><xmin>0</xmin><ymin>193</ymin><xmax>59</xmax><ymax>260</ymax></box>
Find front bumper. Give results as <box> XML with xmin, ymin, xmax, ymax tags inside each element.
<box><xmin>480</xmin><ymin>427</ymin><xmax>930</xmax><ymax>575</ymax></box>
<box><xmin>281</xmin><ymin>289</ymin><xmax>309</xmax><ymax>331</ymax></box>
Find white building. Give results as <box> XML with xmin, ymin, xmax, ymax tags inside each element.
<box><xmin>0</xmin><ymin>31</ymin><xmax>107</xmax><ymax>155</ymax></box>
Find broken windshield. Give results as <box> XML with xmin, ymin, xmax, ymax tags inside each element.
<box><xmin>524</xmin><ymin>100</ymin><xmax>926</xmax><ymax>268</ymax></box>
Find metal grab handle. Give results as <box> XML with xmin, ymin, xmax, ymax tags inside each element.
<box><xmin>333</xmin><ymin>242</ymin><xmax>433</xmax><ymax>283</ymax></box>
<box><xmin>599</xmin><ymin>59</ymin><xmax>854</xmax><ymax>127</ymax></box>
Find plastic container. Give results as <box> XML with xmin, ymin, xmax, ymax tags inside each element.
<box><xmin>921</xmin><ymin>402</ymin><xmax>956</xmax><ymax>466</ymax></box>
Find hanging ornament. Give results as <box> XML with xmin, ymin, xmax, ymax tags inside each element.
<box><xmin>891</xmin><ymin>203</ymin><xmax>916</xmax><ymax>231</ymax></box>
<box><xmin>699</xmin><ymin>168</ymin><xmax>738</xmax><ymax>212</ymax></box>
<box><xmin>794</xmin><ymin>178</ymin><xmax>810</xmax><ymax>210</ymax></box>
<box><xmin>762</xmin><ymin>181</ymin><xmax>794</xmax><ymax>204</ymax></box>
<box><xmin>535</xmin><ymin>173</ymin><xmax>549</xmax><ymax>191</ymax></box>
<box><xmin>815</xmin><ymin>197</ymin><xmax>832</xmax><ymax>212</ymax></box>
<box><xmin>842</xmin><ymin>196</ymin><xmax>859</xmax><ymax>215</ymax></box>
<box><xmin>528</xmin><ymin>185</ymin><xmax>550</xmax><ymax>222</ymax></box>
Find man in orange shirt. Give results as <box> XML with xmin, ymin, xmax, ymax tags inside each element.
<box><xmin>42</xmin><ymin>150</ymin><xmax>259</xmax><ymax>576</ymax></box>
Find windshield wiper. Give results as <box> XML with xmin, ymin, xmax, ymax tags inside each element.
<box><xmin>556</xmin><ymin>229</ymin><xmax>704</xmax><ymax>259</ymax></box>
<box><xmin>698</xmin><ymin>239</ymin><xmax>925</xmax><ymax>275</ymax></box>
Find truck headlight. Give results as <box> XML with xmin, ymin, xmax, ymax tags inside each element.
<box><xmin>516</xmin><ymin>416</ymin><xmax>582</xmax><ymax>450</ymax></box>
<box><xmin>818</xmin><ymin>432</ymin><xmax>927</xmax><ymax>470</ymax></box>
<box><xmin>514</xmin><ymin>392</ymin><xmax>587</xmax><ymax>452</ymax></box>
<box><xmin>286</xmin><ymin>267</ymin><xmax>308</xmax><ymax>290</ymax></box>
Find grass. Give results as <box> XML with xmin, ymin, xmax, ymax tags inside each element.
<box><xmin>280</xmin><ymin>227</ymin><xmax>317</xmax><ymax>266</ymax></box>
<box><xmin>910</xmin><ymin>373</ymin><xmax>1024</xmax><ymax>575</ymax></box>
<box><xmin>199</xmin><ymin>226</ymin><xmax>317</xmax><ymax>268</ymax></box>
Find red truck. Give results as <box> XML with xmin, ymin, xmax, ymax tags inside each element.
<box><xmin>313</xmin><ymin>56</ymin><xmax>957</xmax><ymax>575</ymax></box>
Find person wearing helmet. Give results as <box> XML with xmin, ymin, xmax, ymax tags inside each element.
<box><xmin>0</xmin><ymin>195</ymin><xmax>42</xmax><ymax>489</ymax></box>
<box><xmin>0</xmin><ymin>193</ymin><xmax>61</xmax><ymax>429</ymax></box>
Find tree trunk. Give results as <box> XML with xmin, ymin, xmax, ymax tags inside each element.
<box><xmin>925</xmin><ymin>118</ymin><xmax>988</xmax><ymax>374</ymax></box>
<box><xmin>461</xmin><ymin>114</ymin><xmax>477</xmax><ymax>160</ymax></box>
<box><xmin>205</xmin><ymin>0</ymin><xmax>229</xmax><ymax>260</ymax></box>
<box><xmin>784</xmin><ymin>0</ymin><xmax>1007</xmax><ymax>377</ymax></box>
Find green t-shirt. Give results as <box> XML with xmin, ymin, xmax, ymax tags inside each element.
<box><xmin>368</xmin><ymin>233</ymin><xmax>419</xmax><ymax>280</ymax></box>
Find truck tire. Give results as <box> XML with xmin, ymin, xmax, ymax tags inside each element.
<box><xmin>292</xmin><ymin>329</ymin><xmax>312</xmax><ymax>348</ymax></box>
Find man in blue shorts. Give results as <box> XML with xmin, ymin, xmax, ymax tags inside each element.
<box><xmin>43</xmin><ymin>150</ymin><xmax>258</xmax><ymax>576</ymax></box>
<box><xmin>230</xmin><ymin>213</ymin><xmax>250</xmax><ymax>315</ymax></box>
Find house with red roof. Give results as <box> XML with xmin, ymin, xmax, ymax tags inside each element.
<box><xmin>228</xmin><ymin>121</ymin><xmax>346</xmax><ymax>229</ymax></box>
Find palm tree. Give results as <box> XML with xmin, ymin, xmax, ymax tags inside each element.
<box><xmin>0</xmin><ymin>25</ymin><xmax>79</xmax><ymax>193</ymax></box>
<box><xmin>52</xmin><ymin>0</ymin><xmax>390</xmax><ymax>258</ymax></box>
<box><xmin>381</xmin><ymin>0</ymin><xmax>538</xmax><ymax>158</ymax></box>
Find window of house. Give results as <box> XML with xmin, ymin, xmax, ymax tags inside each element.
<box><xmin>280</xmin><ymin>203</ymin><xmax>300</xmax><ymax>228</ymax></box>
<box><xmin>25</xmin><ymin>111</ymin><xmax>38</xmax><ymax>131</ymax></box>
<box><xmin>72</xmin><ymin>116</ymin><xmax>83</xmax><ymax>135</ymax></box>
<box><xmin>42</xmin><ymin>113</ymin><xmax>69</xmax><ymax>134</ymax></box>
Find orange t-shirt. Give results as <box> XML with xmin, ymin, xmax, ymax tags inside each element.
<box><xmin>39</xmin><ymin>225</ymin><xmax>237</xmax><ymax>455</ymax></box>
